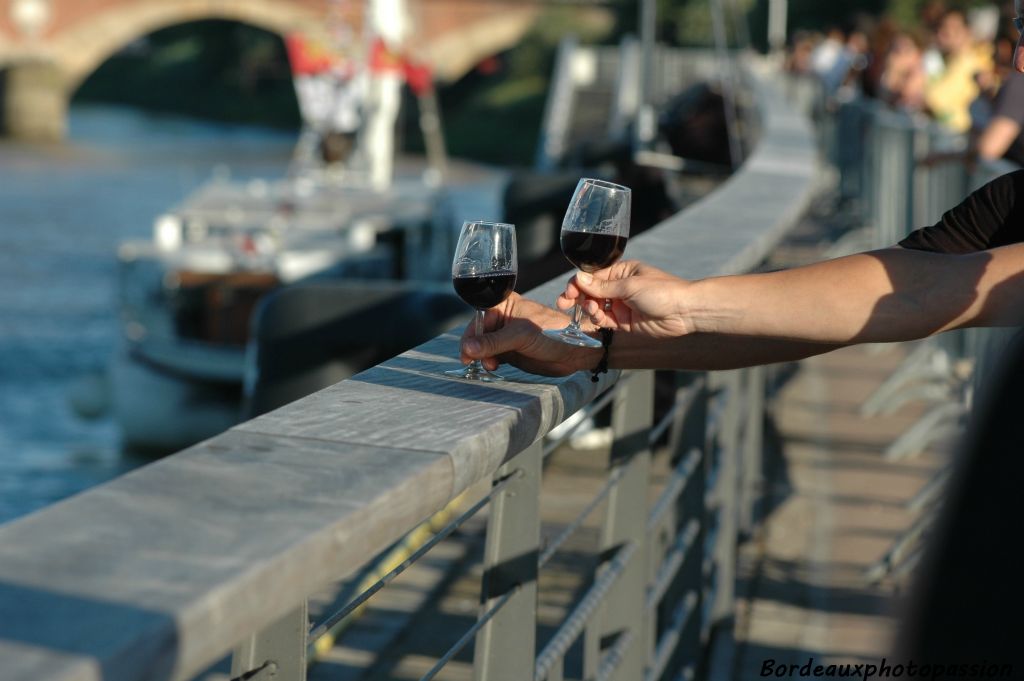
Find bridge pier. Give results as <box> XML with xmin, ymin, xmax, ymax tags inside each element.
<box><xmin>1</xmin><ymin>61</ymin><xmax>68</xmax><ymax>141</ymax></box>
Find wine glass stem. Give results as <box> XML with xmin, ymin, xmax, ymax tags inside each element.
<box><xmin>570</xmin><ymin>299</ymin><xmax>585</xmax><ymax>331</ymax></box>
<box><xmin>469</xmin><ymin>309</ymin><xmax>486</xmax><ymax>372</ymax></box>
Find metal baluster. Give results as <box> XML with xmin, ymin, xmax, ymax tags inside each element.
<box><xmin>739</xmin><ymin>366</ymin><xmax>765</xmax><ymax>536</ymax></box>
<box><xmin>474</xmin><ymin>440</ymin><xmax>542</xmax><ymax>681</ymax></box>
<box><xmin>584</xmin><ymin>370</ymin><xmax>654</xmax><ymax>680</ymax></box>
<box><xmin>711</xmin><ymin>371</ymin><xmax>741</xmax><ymax>625</ymax></box>
<box><xmin>231</xmin><ymin>603</ymin><xmax>309</xmax><ymax>681</ymax></box>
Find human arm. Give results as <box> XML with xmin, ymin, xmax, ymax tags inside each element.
<box><xmin>459</xmin><ymin>291</ymin><xmax>842</xmax><ymax>375</ymax></box>
<box><xmin>976</xmin><ymin>117</ymin><xmax>1022</xmax><ymax>160</ymax></box>
<box><xmin>575</xmin><ymin>246</ymin><xmax>1024</xmax><ymax>346</ymax></box>
<box><xmin>462</xmin><ymin>245</ymin><xmax>1024</xmax><ymax>375</ymax></box>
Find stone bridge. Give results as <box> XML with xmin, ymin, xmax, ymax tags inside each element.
<box><xmin>0</xmin><ymin>0</ymin><xmax>539</xmax><ymax>140</ymax></box>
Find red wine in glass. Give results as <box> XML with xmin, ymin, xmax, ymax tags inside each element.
<box><xmin>445</xmin><ymin>221</ymin><xmax>518</xmax><ymax>381</ymax></box>
<box><xmin>560</xmin><ymin>232</ymin><xmax>629</xmax><ymax>273</ymax></box>
<box><xmin>545</xmin><ymin>178</ymin><xmax>631</xmax><ymax>348</ymax></box>
<box><xmin>453</xmin><ymin>272</ymin><xmax>517</xmax><ymax>310</ymax></box>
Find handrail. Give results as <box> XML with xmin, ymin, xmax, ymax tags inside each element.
<box><xmin>0</xmin><ymin>55</ymin><xmax>817</xmax><ymax>681</ymax></box>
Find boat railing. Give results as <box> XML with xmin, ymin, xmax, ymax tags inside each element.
<box><xmin>0</xmin><ymin>56</ymin><xmax>817</xmax><ymax>681</ymax></box>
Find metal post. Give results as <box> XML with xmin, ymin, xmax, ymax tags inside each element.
<box><xmin>585</xmin><ymin>370</ymin><xmax>654</xmax><ymax>680</ymax></box>
<box><xmin>658</xmin><ymin>375</ymin><xmax>710</xmax><ymax>678</ymax></box>
<box><xmin>231</xmin><ymin>603</ymin><xmax>309</xmax><ymax>681</ymax></box>
<box><xmin>767</xmin><ymin>0</ymin><xmax>788</xmax><ymax>55</ymax></box>
<box><xmin>636</xmin><ymin>0</ymin><xmax>658</xmax><ymax>150</ymax></box>
<box><xmin>710</xmin><ymin>0</ymin><xmax>744</xmax><ymax>168</ymax></box>
<box><xmin>711</xmin><ymin>371</ymin><xmax>741</xmax><ymax>624</ymax></box>
<box><xmin>739</xmin><ymin>366</ymin><xmax>765</xmax><ymax>535</ymax></box>
<box><xmin>473</xmin><ymin>440</ymin><xmax>541</xmax><ymax>681</ymax></box>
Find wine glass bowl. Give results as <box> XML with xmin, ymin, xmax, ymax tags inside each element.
<box><xmin>445</xmin><ymin>221</ymin><xmax>517</xmax><ymax>381</ymax></box>
<box><xmin>544</xmin><ymin>178</ymin><xmax>631</xmax><ymax>348</ymax></box>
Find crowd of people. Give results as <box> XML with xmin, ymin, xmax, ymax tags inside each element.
<box><xmin>787</xmin><ymin>2</ymin><xmax>1024</xmax><ymax>165</ymax></box>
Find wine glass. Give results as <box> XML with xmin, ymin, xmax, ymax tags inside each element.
<box><xmin>445</xmin><ymin>221</ymin><xmax>518</xmax><ymax>381</ymax></box>
<box><xmin>544</xmin><ymin>178</ymin><xmax>631</xmax><ymax>348</ymax></box>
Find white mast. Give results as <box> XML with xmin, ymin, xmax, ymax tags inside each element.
<box><xmin>365</xmin><ymin>0</ymin><xmax>411</xmax><ymax>190</ymax></box>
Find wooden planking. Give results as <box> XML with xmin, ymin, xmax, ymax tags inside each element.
<box><xmin>236</xmin><ymin>335</ymin><xmax>616</xmax><ymax>495</ymax></box>
<box><xmin>0</xmin><ymin>431</ymin><xmax>453</xmax><ymax>681</ymax></box>
<box><xmin>0</xmin><ymin>60</ymin><xmax>817</xmax><ymax>681</ymax></box>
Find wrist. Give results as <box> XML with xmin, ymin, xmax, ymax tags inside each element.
<box><xmin>679</xmin><ymin>278</ymin><xmax>717</xmax><ymax>334</ymax></box>
<box><xmin>574</xmin><ymin>345</ymin><xmax>604</xmax><ymax>374</ymax></box>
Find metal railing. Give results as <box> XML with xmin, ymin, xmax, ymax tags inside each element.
<box><xmin>815</xmin><ymin>87</ymin><xmax>1022</xmax><ymax>587</ymax></box>
<box><xmin>0</xmin><ymin>58</ymin><xmax>817</xmax><ymax>681</ymax></box>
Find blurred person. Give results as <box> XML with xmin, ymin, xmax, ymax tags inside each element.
<box><xmin>811</xmin><ymin>24</ymin><xmax>870</xmax><ymax>97</ymax></box>
<box><xmin>920</xmin><ymin>0</ymin><xmax>949</xmax><ymax>77</ymax></box>
<box><xmin>810</xmin><ymin>26</ymin><xmax>846</xmax><ymax>77</ymax></box>
<box><xmin>975</xmin><ymin>23</ymin><xmax>1024</xmax><ymax>165</ymax></box>
<box><xmin>879</xmin><ymin>29</ymin><xmax>929</xmax><ymax>111</ymax></box>
<box><xmin>925</xmin><ymin>7</ymin><xmax>995</xmax><ymax>132</ymax></box>
<box><xmin>860</xmin><ymin>16</ymin><xmax>899</xmax><ymax>98</ymax></box>
<box><xmin>785</xmin><ymin>31</ymin><xmax>818</xmax><ymax>76</ymax></box>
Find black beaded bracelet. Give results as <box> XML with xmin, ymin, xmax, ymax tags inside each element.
<box><xmin>591</xmin><ymin>328</ymin><xmax>615</xmax><ymax>383</ymax></box>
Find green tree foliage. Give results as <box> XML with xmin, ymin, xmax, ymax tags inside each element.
<box><xmin>886</xmin><ymin>0</ymin><xmax>998</xmax><ymax>27</ymax></box>
<box><xmin>74</xmin><ymin>20</ymin><xmax>301</xmax><ymax>128</ymax></box>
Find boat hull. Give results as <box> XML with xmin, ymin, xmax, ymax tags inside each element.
<box><xmin>111</xmin><ymin>349</ymin><xmax>242</xmax><ymax>454</ymax></box>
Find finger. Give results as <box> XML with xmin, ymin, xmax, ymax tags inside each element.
<box><xmin>461</xmin><ymin>322</ymin><xmax>527</xmax><ymax>360</ymax></box>
<box><xmin>556</xmin><ymin>293</ymin><xmax>576</xmax><ymax>311</ymax></box>
<box><xmin>592</xmin><ymin>259</ymin><xmax>641</xmax><ymax>281</ymax></box>
<box><xmin>459</xmin><ymin>348</ymin><xmax>500</xmax><ymax>370</ymax></box>
<box><xmin>585</xmin><ymin>303</ymin><xmax>622</xmax><ymax>329</ymax></box>
<box><xmin>574</xmin><ymin>271</ymin><xmax>633</xmax><ymax>301</ymax></box>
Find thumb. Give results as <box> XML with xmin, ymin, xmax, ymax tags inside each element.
<box><xmin>575</xmin><ymin>271</ymin><xmax>633</xmax><ymax>301</ymax></box>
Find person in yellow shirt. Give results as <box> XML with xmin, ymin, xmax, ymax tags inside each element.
<box><xmin>925</xmin><ymin>8</ymin><xmax>995</xmax><ymax>132</ymax></box>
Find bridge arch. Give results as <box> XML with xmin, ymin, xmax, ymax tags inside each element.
<box><xmin>1</xmin><ymin>0</ymin><xmax>539</xmax><ymax>141</ymax></box>
<box><xmin>50</xmin><ymin>0</ymin><xmax>328</xmax><ymax>91</ymax></box>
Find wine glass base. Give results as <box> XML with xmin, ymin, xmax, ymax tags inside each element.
<box><xmin>543</xmin><ymin>327</ymin><xmax>604</xmax><ymax>348</ymax></box>
<box><xmin>444</xmin><ymin>365</ymin><xmax>506</xmax><ymax>382</ymax></box>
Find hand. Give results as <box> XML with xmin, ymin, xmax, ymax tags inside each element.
<box><xmin>558</xmin><ymin>260</ymin><xmax>696</xmax><ymax>339</ymax></box>
<box><xmin>460</xmin><ymin>293</ymin><xmax>602</xmax><ymax>377</ymax></box>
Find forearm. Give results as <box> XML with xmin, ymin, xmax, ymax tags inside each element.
<box><xmin>976</xmin><ymin>117</ymin><xmax>1021</xmax><ymax>160</ymax></box>
<box><xmin>687</xmin><ymin>246</ymin><xmax>1024</xmax><ymax>344</ymax></box>
<box><xmin>608</xmin><ymin>332</ymin><xmax>841</xmax><ymax>371</ymax></box>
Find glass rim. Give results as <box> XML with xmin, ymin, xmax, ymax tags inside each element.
<box><xmin>463</xmin><ymin>220</ymin><xmax>515</xmax><ymax>229</ymax></box>
<box><xmin>578</xmin><ymin>178</ymin><xmax>631</xmax><ymax>193</ymax></box>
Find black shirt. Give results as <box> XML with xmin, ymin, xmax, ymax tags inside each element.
<box><xmin>899</xmin><ymin>169</ymin><xmax>1024</xmax><ymax>253</ymax></box>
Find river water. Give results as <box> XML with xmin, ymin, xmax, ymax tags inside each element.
<box><xmin>0</xmin><ymin>106</ymin><xmax>301</xmax><ymax>524</ymax></box>
<box><xmin>0</xmin><ymin>104</ymin><xmax>508</xmax><ymax>526</ymax></box>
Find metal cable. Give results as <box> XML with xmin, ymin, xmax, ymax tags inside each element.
<box><xmin>534</xmin><ymin>542</ymin><xmax>638</xmax><ymax>680</ymax></box>
<box><xmin>418</xmin><ymin>587</ymin><xmax>518</xmax><ymax>681</ymax></box>
<box><xmin>647</xmin><ymin>449</ymin><xmax>701</xmax><ymax>533</ymax></box>
<box><xmin>646</xmin><ymin>520</ymin><xmax>700</xmax><ymax>611</ymax></box>
<box><xmin>595</xmin><ymin>630</ymin><xmax>636</xmax><ymax>681</ymax></box>
<box><xmin>645</xmin><ymin>592</ymin><xmax>698</xmax><ymax>681</ymax></box>
<box><xmin>539</xmin><ymin>466</ymin><xmax>626</xmax><ymax>568</ymax></box>
<box><xmin>543</xmin><ymin>386</ymin><xmax>619</xmax><ymax>457</ymax></box>
<box><xmin>648</xmin><ymin>384</ymin><xmax>701</xmax><ymax>446</ymax></box>
<box><xmin>308</xmin><ymin>471</ymin><xmax>518</xmax><ymax>644</ymax></box>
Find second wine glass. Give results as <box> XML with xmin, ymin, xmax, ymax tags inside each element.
<box><xmin>544</xmin><ymin>178</ymin><xmax>631</xmax><ymax>348</ymax></box>
<box><xmin>445</xmin><ymin>221</ymin><xmax>518</xmax><ymax>381</ymax></box>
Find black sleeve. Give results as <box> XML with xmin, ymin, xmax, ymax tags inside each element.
<box><xmin>898</xmin><ymin>170</ymin><xmax>1024</xmax><ymax>253</ymax></box>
